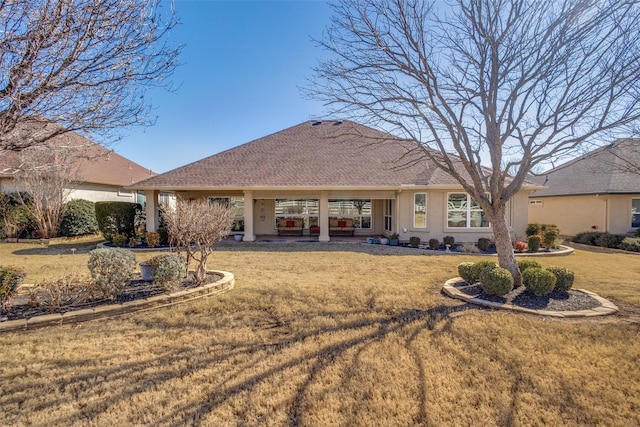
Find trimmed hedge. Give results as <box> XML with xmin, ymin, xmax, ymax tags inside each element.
<box><xmin>523</xmin><ymin>268</ymin><xmax>557</xmax><ymax>296</ymax></box>
<box><xmin>457</xmin><ymin>262</ymin><xmax>476</xmax><ymax>283</ymax></box>
<box><xmin>95</xmin><ymin>202</ymin><xmax>141</xmax><ymax>242</ymax></box>
<box><xmin>60</xmin><ymin>199</ymin><xmax>98</xmax><ymax>237</ymax></box>
<box><xmin>0</xmin><ymin>266</ymin><xmax>26</xmax><ymax>306</ymax></box>
<box><xmin>573</xmin><ymin>231</ymin><xmax>639</xmax><ymax>252</ymax></box>
<box><xmin>479</xmin><ymin>266</ymin><xmax>514</xmax><ymax>296</ymax></box>
<box><xmin>620</xmin><ymin>237</ymin><xmax>640</xmax><ymax>252</ymax></box>
<box><xmin>546</xmin><ymin>266</ymin><xmax>575</xmax><ymax>292</ymax></box>
<box><xmin>527</xmin><ymin>235</ymin><xmax>541</xmax><ymax>252</ymax></box>
<box><xmin>150</xmin><ymin>254</ymin><xmax>185</xmax><ymax>292</ymax></box>
<box><xmin>87</xmin><ymin>248</ymin><xmax>136</xmax><ymax>299</ymax></box>
<box><xmin>517</xmin><ymin>259</ymin><xmax>541</xmax><ymax>272</ymax></box>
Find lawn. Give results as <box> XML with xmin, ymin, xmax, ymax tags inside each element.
<box><xmin>0</xmin><ymin>238</ymin><xmax>639</xmax><ymax>426</ymax></box>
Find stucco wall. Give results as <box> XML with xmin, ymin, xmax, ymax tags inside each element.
<box><xmin>528</xmin><ymin>194</ymin><xmax>640</xmax><ymax>236</ymax></box>
<box><xmin>1</xmin><ymin>178</ymin><xmax>137</xmax><ymax>203</ymax></box>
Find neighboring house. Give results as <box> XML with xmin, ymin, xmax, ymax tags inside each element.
<box><xmin>0</xmin><ymin>128</ymin><xmax>156</xmax><ymax>204</ymax></box>
<box><xmin>132</xmin><ymin>120</ymin><xmax>539</xmax><ymax>242</ymax></box>
<box><xmin>528</xmin><ymin>139</ymin><xmax>640</xmax><ymax>236</ymax></box>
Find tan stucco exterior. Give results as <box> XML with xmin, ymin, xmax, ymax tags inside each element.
<box><xmin>150</xmin><ymin>187</ymin><xmax>532</xmax><ymax>243</ymax></box>
<box><xmin>528</xmin><ymin>194</ymin><xmax>640</xmax><ymax>236</ymax></box>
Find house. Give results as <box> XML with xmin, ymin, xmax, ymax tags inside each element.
<box><xmin>132</xmin><ymin>120</ymin><xmax>537</xmax><ymax>242</ymax></box>
<box><xmin>528</xmin><ymin>139</ymin><xmax>640</xmax><ymax>236</ymax></box>
<box><xmin>0</xmin><ymin>128</ymin><xmax>156</xmax><ymax>204</ymax></box>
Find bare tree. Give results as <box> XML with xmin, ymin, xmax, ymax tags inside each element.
<box><xmin>13</xmin><ymin>145</ymin><xmax>79</xmax><ymax>238</ymax></box>
<box><xmin>0</xmin><ymin>0</ymin><xmax>181</xmax><ymax>152</ymax></box>
<box><xmin>161</xmin><ymin>198</ymin><xmax>234</xmax><ymax>286</ymax></box>
<box><xmin>308</xmin><ymin>0</ymin><xmax>640</xmax><ymax>285</ymax></box>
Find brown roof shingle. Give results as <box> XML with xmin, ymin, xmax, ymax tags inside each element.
<box><xmin>132</xmin><ymin>120</ymin><xmax>463</xmax><ymax>190</ymax></box>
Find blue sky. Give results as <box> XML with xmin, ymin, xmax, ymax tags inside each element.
<box><xmin>115</xmin><ymin>0</ymin><xmax>333</xmax><ymax>173</ymax></box>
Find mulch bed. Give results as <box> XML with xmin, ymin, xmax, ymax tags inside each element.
<box><xmin>1</xmin><ymin>272</ymin><xmax>221</xmax><ymax>322</ymax></box>
<box><xmin>453</xmin><ymin>282</ymin><xmax>601</xmax><ymax>311</ymax></box>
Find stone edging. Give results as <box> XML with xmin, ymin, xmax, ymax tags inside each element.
<box><xmin>0</xmin><ymin>270</ymin><xmax>235</xmax><ymax>333</ymax></box>
<box><xmin>442</xmin><ymin>277</ymin><xmax>618</xmax><ymax>318</ymax></box>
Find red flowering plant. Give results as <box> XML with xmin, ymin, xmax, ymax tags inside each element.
<box><xmin>513</xmin><ymin>241</ymin><xmax>528</xmax><ymax>253</ymax></box>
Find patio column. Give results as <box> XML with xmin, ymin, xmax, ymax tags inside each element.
<box><xmin>319</xmin><ymin>191</ymin><xmax>330</xmax><ymax>242</ymax></box>
<box><xmin>243</xmin><ymin>190</ymin><xmax>256</xmax><ymax>242</ymax></box>
<box><xmin>145</xmin><ymin>190</ymin><xmax>159</xmax><ymax>232</ymax></box>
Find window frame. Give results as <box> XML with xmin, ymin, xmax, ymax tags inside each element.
<box><xmin>413</xmin><ymin>193</ymin><xmax>427</xmax><ymax>229</ymax></box>
<box><xmin>446</xmin><ymin>192</ymin><xmax>491</xmax><ymax>229</ymax></box>
<box><xmin>384</xmin><ymin>199</ymin><xmax>393</xmax><ymax>232</ymax></box>
<box><xmin>632</xmin><ymin>198</ymin><xmax>640</xmax><ymax>229</ymax></box>
<box><xmin>328</xmin><ymin>199</ymin><xmax>372</xmax><ymax>229</ymax></box>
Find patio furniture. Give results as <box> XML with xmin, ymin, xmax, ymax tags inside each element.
<box><xmin>277</xmin><ymin>218</ymin><xmax>304</xmax><ymax>236</ymax></box>
<box><xmin>329</xmin><ymin>218</ymin><xmax>355</xmax><ymax>236</ymax></box>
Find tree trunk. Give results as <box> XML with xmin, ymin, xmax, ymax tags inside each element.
<box><xmin>489</xmin><ymin>204</ymin><xmax>522</xmax><ymax>287</ymax></box>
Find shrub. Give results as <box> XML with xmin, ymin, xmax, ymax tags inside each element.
<box><xmin>443</xmin><ymin>235</ymin><xmax>455</xmax><ymax>246</ymax></box>
<box><xmin>513</xmin><ymin>241</ymin><xmax>527</xmax><ymax>252</ymax></box>
<box><xmin>525</xmin><ymin>223</ymin><xmax>541</xmax><ymax>237</ymax></box>
<box><xmin>471</xmin><ymin>260</ymin><xmax>498</xmax><ymax>284</ymax></box>
<box><xmin>542</xmin><ymin>228</ymin><xmax>560</xmax><ymax>248</ymax></box>
<box><xmin>636</xmin><ymin>228</ymin><xmax>640</xmax><ymax>238</ymax></box>
<box><xmin>479</xmin><ymin>266</ymin><xmax>514</xmax><ymax>296</ymax></box>
<box><xmin>477</xmin><ymin>237</ymin><xmax>491</xmax><ymax>252</ymax></box>
<box><xmin>517</xmin><ymin>259</ymin><xmax>542</xmax><ymax>272</ymax></box>
<box><xmin>546</xmin><ymin>266</ymin><xmax>574</xmax><ymax>292</ymax></box>
<box><xmin>457</xmin><ymin>262</ymin><xmax>476</xmax><ymax>283</ymax></box>
<box><xmin>87</xmin><ymin>248</ymin><xmax>136</xmax><ymax>299</ymax></box>
<box><xmin>459</xmin><ymin>242</ymin><xmax>480</xmax><ymax>253</ymax></box>
<box><xmin>95</xmin><ymin>201</ymin><xmax>141</xmax><ymax>241</ymax></box>
<box><xmin>157</xmin><ymin>227</ymin><xmax>170</xmax><ymax>246</ymax></box>
<box><xmin>594</xmin><ymin>232</ymin><xmax>625</xmax><ymax>249</ymax></box>
<box><xmin>527</xmin><ymin>235</ymin><xmax>541</xmax><ymax>252</ymax></box>
<box><xmin>145</xmin><ymin>231</ymin><xmax>160</xmax><ymax>248</ymax></box>
<box><xmin>620</xmin><ymin>237</ymin><xmax>640</xmax><ymax>252</ymax></box>
<box><xmin>31</xmin><ymin>274</ymin><xmax>96</xmax><ymax>310</ymax></box>
<box><xmin>150</xmin><ymin>253</ymin><xmax>185</xmax><ymax>292</ymax></box>
<box><xmin>522</xmin><ymin>268</ymin><xmax>557</xmax><ymax>296</ymax></box>
<box><xmin>0</xmin><ymin>266</ymin><xmax>26</xmax><ymax>307</ymax></box>
<box><xmin>572</xmin><ymin>231</ymin><xmax>602</xmax><ymax>246</ymax></box>
<box><xmin>428</xmin><ymin>238</ymin><xmax>439</xmax><ymax>250</ymax></box>
<box><xmin>409</xmin><ymin>236</ymin><xmax>420</xmax><ymax>248</ymax></box>
<box><xmin>111</xmin><ymin>233</ymin><xmax>128</xmax><ymax>247</ymax></box>
<box><xmin>59</xmin><ymin>199</ymin><xmax>98</xmax><ymax>237</ymax></box>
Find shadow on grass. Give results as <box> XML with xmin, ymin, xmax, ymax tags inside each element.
<box><xmin>7</xmin><ymin>236</ymin><xmax>103</xmax><ymax>256</ymax></box>
<box><xmin>2</xmin><ymin>297</ymin><xmax>479</xmax><ymax>426</ymax></box>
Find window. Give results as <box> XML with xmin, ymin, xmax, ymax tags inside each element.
<box><xmin>632</xmin><ymin>198</ymin><xmax>640</xmax><ymax>228</ymax></box>
<box><xmin>328</xmin><ymin>199</ymin><xmax>372</xmax><ymax>229</ymax></box>
<box><xmin>275</xmin><ymin>199</ymin><xmax>318</xmax><ymax>228</ymax></box>
<box><xmin>529</xmin><ymin>200</ymin><xmax>543</xmax><ymax>206</ymax></box>
<box><xmin>414</xmin><ymin>193</ymin><xmax>427</xmax><ymax>228</ymax></box>
<box><xmin>384</xmin><ymin>199</ymin><xmax>393</xmax><ymax>232</ymax></box>
<box><xmin>209</xmin><ymin>197</ymin><xmax>245</xmax><ymax>231</ymax></box>
<box><xmin>447</xmin><ymin>193</ymin><xmax>490</xmax><ymax>228</ymax></box>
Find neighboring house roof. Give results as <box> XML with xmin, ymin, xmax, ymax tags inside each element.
<box><xmin>0</xmin><ymin>128</ymin><xmax>155</xmax><ymax>187</ymax></box>
<box><xmin>531</xmin><ymin>139</ymin><xmax>640</xmax><ymax>197</ymax></box>
<box><xmin>132</xmin><ymin>120</ymin><xmax>505</xmax><ymax>191</ymax></box>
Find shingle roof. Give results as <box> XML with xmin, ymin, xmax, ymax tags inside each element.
<box><xmin>0</xmin><ymin>128</ymin><xmax>155</xmax><ymax>186</ymax></box>
<box><xmin>532</xmin><ymin>139</ymin><xmax>640</xmax><ymax>197</ymax></box>
<box><xmin>132</xmin><ymin>120</ymin><xmax>463</xmax><ymax>190</ymax></box>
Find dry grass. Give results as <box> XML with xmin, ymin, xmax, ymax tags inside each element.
<box><xmin>0</xmin><ymin>240</ymin><xmax>639</xmax><ymax>426</ymax></box>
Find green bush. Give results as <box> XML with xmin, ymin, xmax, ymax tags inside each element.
<box><xmin>527</xmin><ymin>235</ymin><xmax>541</xmax><ymax>252</ymax></box>
<box><xmin>150</xmin><ymin>254</ymin><xmax>185</xmax><ymax>292</ymax></box>
<box><xmin>428</xmin><ymin>238</ymin><xmax>439</xmax><ymax>250</ymax></box>
<box><xmin>546</xmin><ymin>266</ymin><xmax>575</xmax><ymax>292</ymax></box>
<box><xmin>87</xmin><ymin>248</ymin><xmax>136</xmax><ymax>299</ymax></box>
<box><xmin>525</xmin><ymin>223</ymin><xmax>541</xmax><ymax>237</ymax></box>
<box><xmin>594</xmin><ymin>232</ymin><xmax>625</xmax><ymax>249</ymax></box>
<box><xmin>479</xmin><ymin>266</ymin><xmax>514</xmax><ymax>296</ymax></box>
<box><xmin>636</xmin><ymin>228</ymin><xmax>640</xmax><ymax>238</ymax></box>
<box><xmin>471</xmin><ymin>260</ymin><xmax>498</xmax><ymax>284</ymax></box>
<box><xmin>572</xmin><ymin>231</ymin><xmax>602</xmax><ymax>246</ymax></box>
<box><xmin>95</xmin><ymin>202</ymin><xmax>141</xmax><ymax>242</ymax></box>
<box><xmin>145</xmin><ymin>231</ymin><xmax>160</xmax><ymax>248</ymax></box>
<box><xmin>517</xmin><ymin>259</ymin><xmax>541</xmax><ymax>272</ymax></box>
<box><xmin>157</xmin><ymin>227</ymin><xmax>170</xmax><ymax>246</ymax></box>
<box><xmin>59</xmin><ymin>199</ymin><xmax>98</xmax><ymax>237</ymax></box>
<box><xmin>457</xmin><ymin>262</ymin><xmax>476</xmax><ymax>283</ymax></box>
<box><xmin>522</xmin><ymin>268</ymin><xmax>557</xmax><ymax>296</ymax></box>
<box><xmin>409</xmin><ymin>236</ymin><xmax>420</xmax><ymax>248</ymax></box>
<box><xmin>542</xmin><ymin>228</ymin><xmax>559</xmax><ymax>248</ymax></box>
<box><xmin>443</xmin><ymin>235</ymin><xmax>455</xmax><ymax>246</ymax></box>
<box><xmin>111</xmin><ymin>233</ymin><xmax>128</xmax><ymax>247</ymax></box>
<box><xmin>620</xmin><ymin>237</ymin><xmax>640</xmax><ymax>252</ymax></box>
<box><xmin>477</xmin><ymin>237</ymin><xmax>491</xmax><ymax>252</ymax></box>
<box><xmin>0</xmin><ymin>266</ymin><xmax>26</xmax><ymax>307</ymax></box>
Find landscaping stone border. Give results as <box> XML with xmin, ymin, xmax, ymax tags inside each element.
<box><xmin>442</xmin><ymin>277</ymin><xmax>618</xmax><ymax>318</ymax></box>
<box><xmin>0</xmin><ymin>270</ymin><xmax>235</xmax><ymax>333</ymax></box>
